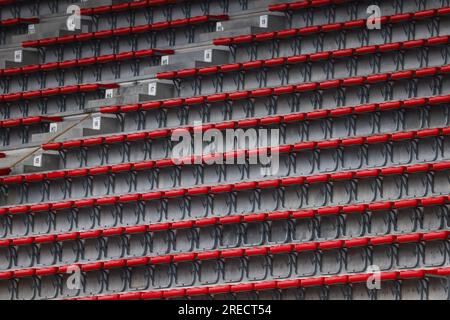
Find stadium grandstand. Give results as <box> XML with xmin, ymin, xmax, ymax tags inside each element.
<box><xmin>0</xmin><ymin>0</ymin><xmax>449</xmax><ymax>300</ymax></box>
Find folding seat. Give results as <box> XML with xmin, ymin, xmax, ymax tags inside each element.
<box><xmin>151</xmin><ymin>21</ymin><xmax>170</xmax><ymax>32</ymax></box>
<box><xmin>160</xmin><ymin>288</ymin><xmax>185</xmax><ymax>299</ymax></box>
<box><xmin>270</xmin><ymin>0</ymin><xmax>333</xmax><ymax>28</ymax></box>
<box><xmin>134</xmin><ymin>49</ymin><xmax>155</xmax><ymax>59</ymax></box>
<box><xmin>177</xmin><ymin>68</ymin><xmax>198</xmax><ymax>79</ymax></box>
<box><xmin>397</xmin><ymin>269</ymin><xmax>429</xmax><ymax>299</ymax></box>
<box><xmin>3</xmin><ymin>92</ymin><xmax>22</xmax><ymax>102</ymax></box>
<box><xmin>0</xmin><ymin>17</ymin><xmax>36</xmax><ymax>27</ymax></box>
<box><xmin>396</xmin><ymin>233</ymin><xmax>424</xmax><ymax>268</ymax></box>
<box><xmin>157</xmin><ymin>71</ymin><xmax>177</xmax><ymax>83</ymax></box>
<box><xmin>60</xmin><ymin>139</ymin><xmax>83</xmax><ymax>151</ymax></box>
<box><xmin>40</xmin><ymin>62</ymin><xmax>60</xmax><ymax>74</ymax></box>
<box><xmin>369</xmin><ymin>234</ymin><xmax>397</xmax><ymax>271</ymax></box>
<box><xmin>427</xmin><ymin>35</ymin><xmax>450</xmax><ymax>48</ymax></box>
<box><xmin>1</xmin><ymin>119</ymin><xmax>21</xmax><ymax>127</ymax></box>
<box><xmin>204</xmin><ymin>93</ymin><xmax>227</xmax><ymax>106</ymax></box>
<box><xmin>323</xmin><ymin>275</ymin><xmax>349</xmax><ymax>290</ymax></box>
<box><xmin>129</xmin><ymin>15</ymin><xmax>153</xmax><ymax>33</ymax></box>
<box><xmin>3</xmin><ymin>67</ymin><xmax>22</xmax><ymax>77</ymax></box>
<box><xmin>130</xmin><ymin>0</ymin><xmax>150</xmax><ymax>11</ymax></box>
<box><xmin>239</xmin><ymin>62</ymin><xmax>264</xmax><ymax>89</ymax></box>
<box><xmin>77</xmin><ymin>57</ymin><xmax>97</xmax><ymax>68</ymax></box>
<box><xmin>40</xmin><ymin>88</ymin><xmax>60</xmax><ymax>98</ymax></box>
<box><xmin>75</xmin><ymin>32</ymin><xmax>94</xmax><ymax>43</ymax></box>
<box><xmin>115</xmin><ymin>52</ymin><xmax>134</xmax><ymax>62</ymax></box>
<box><xmin>298</xmin><ymin>26</ymin><xmax>321</xmax><ymax>37</ymax></box>
<box><xmin>113</xmin><ymin>27</ymin><xmax>132</xmax><ymax>38</ymax></box>
<box><xmin>94</xmin><ymin>29</ymin><xmax>114</xmax><ymax>40</ymax></box>
<box><xmin>5</xmin><ymin>4</ymin><xmax>450</xmax><ymax>300</ymax></box>
<box><xmin>94</xmin><ymin>56</ymin><xmax>115</xmax><ymax>69</ymax></box>
<box><xmin>319</xmin><ymin>79</ymin><xmax>342</xmax><ymax>90</ymax></box>
<box><xmin>111</xmin><ymin>2</ymin><xmax>130</xmax><ymax>13</ymax></box>
<box><xmin>300</xmin><ymin>277</ymin><xmax>325</xmax><ymax>289</ymax></box>
<box><xmin>38</xmin><ymin>37</ymin><xmax>58</xmax><ymax>47</ymax></box>
<box><xmin>255</xmin><ymin>32</ymin><xmax>276</xmax><ymax>43</ymax></box>
<box><xmin>229</xmin><ymin>283</ymin><xmax>254</xmax><ymax>295</ymax></box>
<box><xmin>398</xmin><ymin>270</ymin><xmax>426</xmax><ymax>281</ymax></box>
<box><xmin>92</xmin><ymin>5</ymin><xmax>112</xmax><ymax>15</ymax></box>
<box><xmin>56</xmin><ymin>35</ymin><xmax>76</xmax><ymax>46</ymax></box>
<box><xmin>21</xmin><ymin>39</ymin><xmax>39</xmax><ymax>48</ymax></box>
<box><xmin>378</xmin><ymin>42</ymin><xmax>402</xmax><ymax>55</ymax></box>
<box><xmin>18</xmin><ymin>63</ymin><xmax>39</xmax><ymax>75</ymax></box>
<box><xmin>268</xmin><ymin>3</ymin><xmax>290</xmax><ymax>12</ymax></box>
<box><xmin>343</xmin><ymin>19</ymin><xmax>366</xmax><ymax>31</ymax></box>
<box><xmin>309</xmin><ymin>51</ymin><xmax>331</xmax><ymax>64</ymax></box>
<box><xmin>213</xmin><ymin>38</ymin><xmax>233</xmax><ymax>46</ymax></box>
<box><xmin>14</xmin><ymin>268</ymin><xmax>35</xmax><ymax>279</ymax></box>
<box><xmin>391</xmin><ymin>70</ymin><xmax>414</xmax><ymax>82</ymax></box>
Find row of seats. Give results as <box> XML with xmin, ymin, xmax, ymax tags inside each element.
<box><xmin>0</xmin><ymin>94</ymin><xmax>432</xmax><ymax>180</ymax></box>
<box><xmin>3</xmin><ymin>151</ymin><xmax>450</xmax><ymax>214</ymax></box>
<box><xmin>34</xmin><ymin>125</ymin><xmax>450</xmax><ymax>182</ymax></box>
<box><xmin>0</xmin><ymin>83</ymin><xmax>118</xmax><ymax>103</ymax></box>
<box><xmin>0</xmin><ymin>228</ymin><xmax>448</xmax><ymax>278</ymax></box>
<box><xmin>1</xmin><ymin>193</ymin><xmax>448</xmax><ymax>247</ymax></box>
<box><xmin>0</xmin><ymin>0</ymin><xmax>64</xmax><ymax>7</ymax></box>
<box><xmin>0</xmin><ymin>0</ymin><xmax>178</xmax><ymax>16</ymax></box>
<box><xmin>98</xmin><ymin>86</ymin><xmax>450</xmax><ymax>132</ymax></box>
<box><xmin>36</xmin><ymin>114</ymin><xmax>447</xmax><ymax>164</ymax></box>
<box><xmin>1</xmin><ymin>200</ymin><xmax>448</xmax><ymax>274</ymax></box>
<box><xmin>75</xmin><ymin>267</ymin><xmax>450</xmax><ymax>300</ymax></box>
<box><xmin>27</xmin><ymin>121</ymin><xmax>450</xmax><ymax>190</ymax></box>
<box><xmin>22</xmin><ymin>15</ymin><xmax>229</xmax><ymax>49</ymax></box>
<box><xmin>0</xmin><ymin>49</ymin><xmax>174</xmax><ymax>78</ymax></box>
<box><xmin>1</xmin><ymin>221</ymin><xmax>448</xmax><ymax>274</ymax></box>
<box><xmin>213</xmin><ymin>7</ymin><xmax>450</xmax><ymax>47</ymax></box>
<box><xmin>1</xmin><ymin>194</ymin><xmax>445</xmax><ymax>254</ymax></box>
<box><xmin>0</xmin><ymin>115</ymin><xmax>62</xmax><ymax>146</ymax></box>
<box><xmin>0</xmin><ymin>17</ymin><xmax>38</xmax><ymax>44</ymax></box>
<box><xmin>46</xmin><ymin>103</ymin><xmax>450</xmax><ymax>156</ymax></box>
<box><xmin>1</xmin><ymin>151</ymin><xmax>448</xmax><ymax>234</ymax></box>
<box><xmin>9</xmin><ymin>85</ymin><xmax>449</xmax><ymax>161</ymax></box>
<box><xmin>102</xmin><ymin>64</ymin><xmax>450</xmax><ymax>118</ymax></box>
<box><xmin>158</xmin><ymin>35</ymin><xmax>449</xmax><ymax>82</ymax></box>
<box><xmin>101</xmin><ymin>94</ymin><xmax>450</xmax><ymax>135</ymax></box>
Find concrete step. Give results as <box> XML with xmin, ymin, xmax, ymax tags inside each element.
<box><xmin>22</xmin><ymin>152</ymin><xmax>60</xmax><ymax>173</ymax></box>
<box><xmin>12</xmin><ymin>15</ymin><xmax>93</xmax><ymax>43</ymax></box>
<box><xmin>0</xmin><ymin>48</ymin><xmax>39</xmax><ymax>68</ymax></box>
<box><xmin>87</xmin><ymin>82</ymin><xmax>175</xmax><ymax>109</ymax></box>
<box><xmin>30</xmin><ymin>119</ymin><xmax>81</xmax><ymax>143</ymax></box>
